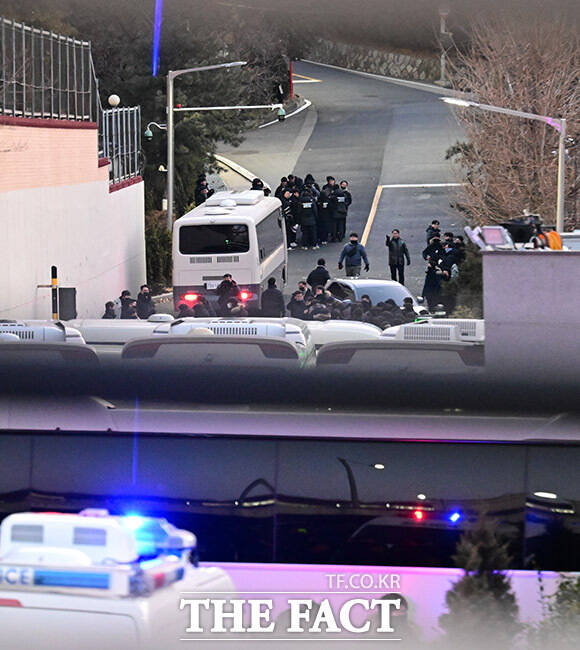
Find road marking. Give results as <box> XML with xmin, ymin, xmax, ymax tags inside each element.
<box><xmin>361</xmin><ymin>183</ymin><xmax>463</xmax><ymax>245</ymax></box>
<box><xmin>213</xmin><ymin>154</ymin><xmax>270</xmax><ymax>189</ymax></box>
<box><xmin>381</xmin><ymin>182</ymin><xmax>463</xmax><ymax>189</ymax></box>
<box><xmin>292</xmin><ymin>72</ymin><xmax>322</xmax><ymax>84</ymax></box>
<box><xmin>361</xmin><ymin>185</ymin><xmax>384</xmax><ymax>246</ymax></box>
<box><xmin>258</xmin><ymin>98</ymin><xmax>312</xmax><ymax>129</ymax></box>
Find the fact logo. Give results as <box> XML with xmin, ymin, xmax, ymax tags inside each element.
<box><xmin>179</xmin><ymin>597</ymin><xmax>402</xmax><ymax>636</ymax></box>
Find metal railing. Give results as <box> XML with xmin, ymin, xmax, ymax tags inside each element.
<box><xmin>100</xmin><ymin>106</ymin><xmax>141</xmax><ymax>185</ymax></box>
<box><xmin>0</xmin><ymin>16</ymin><xmax>97</xmax><ymax>121</ymax></box>
<box><xmin>1</xmin><ymin>16</ymin><xmax>141</xmax><ymax>185</ymax></box>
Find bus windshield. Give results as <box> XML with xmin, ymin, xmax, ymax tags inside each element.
<box><xmin>179</xmin><ymin>224</ymin><xmax>249</xmax><ymax>254</ymax></box>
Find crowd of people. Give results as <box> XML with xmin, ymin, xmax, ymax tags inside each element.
<box><xmin>420</xmin><ymin>220</ymin><xmax>466</xmax><ymax>311</ymax></box>
<box><xmin>270</xmin><ymin>174</ymin><xmax>352</xmax><ymax>249</ymax></box>
<box><xmin>102</xmin><ymin>285</ymin><xmax>156</xmax><ymax>320</ymax></box>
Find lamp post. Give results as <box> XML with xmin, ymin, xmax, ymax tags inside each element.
<box><xmin>166</xmin><ymin>61</ymin><xmax>247</xmax><ymax>231</ymax></box>
<box><xmin>442</xmin><ymin>97</ymin><xmax>567</xmax><ymax>232</ymax></box>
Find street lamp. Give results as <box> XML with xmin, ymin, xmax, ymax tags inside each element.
<box><xmin>166</xmin><ymin>61</ymin><xmax>247</xmax><ymax>230</ymax></box>
<box><xmin>442</xmin><ymin>96</ymin><xmax>567</xmax><ymax>232</ymax></box>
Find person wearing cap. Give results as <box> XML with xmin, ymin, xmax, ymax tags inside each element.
<box><xmin>261</xmin><ymin>277</ymin><xmax>285</xmax><ymax>317</ymax></box>
<box><xmin>136</xmin><ymin>284</ymin><xmax>156</xmax><ymax>320</ymax></box>
<box><xmin>385</xmin><ymin>228</ymin><xmax>411</xmax><ymax>285</ymax></box>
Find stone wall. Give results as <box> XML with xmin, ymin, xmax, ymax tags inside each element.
<box><xmin>308</xmin><ymin>39</ymin><xmax>440</xmax><ymax>82</ymax></box>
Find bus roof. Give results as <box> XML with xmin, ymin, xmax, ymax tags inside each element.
<box><xmin>175</xmin><ymin>191</ymin><xmax>281</xmax><ymax>226</ymax></box>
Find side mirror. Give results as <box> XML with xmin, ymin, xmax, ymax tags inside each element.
<box><xmin>416</xmin><ymin>296</ymin><xmax>425</xmax><ymax>304</ymax></box>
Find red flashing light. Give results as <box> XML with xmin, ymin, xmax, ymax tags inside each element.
<box><xmin>239</xmin><ymin>291</ymin><xmax>253</xmax><ymax>302</ymax></box>
<box><xmin>182</xmin><ymin>293</ymin><xmax>199</xmax><ymax>303</ymax></box>
<box><xmin>176</xmin><ymin>103</ymin><xmax>182</xmax><ymax>109</ymax></box>
<box><xmin>413</xmin><ymin>509</ymin><xmax>424</xmax><ymax>521</ymax></box>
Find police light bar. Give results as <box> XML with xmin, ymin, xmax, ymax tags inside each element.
<box><xmin>0</xmin><ymin>511</ymin><xmax>196</xmax><ymax>598</ymax></box>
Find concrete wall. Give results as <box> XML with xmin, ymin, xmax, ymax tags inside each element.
<box><xmin>483</xmin><ymin>250</ymin><xmax>580</xmax><ymax>382</ymax></box>
<box><xmin>308</xmin><ymin>39</ymin><xmax>440</xmax><ymax>82</ymax></box>
<box><xmin>0</xmin><ymin>117</ymin><xmax>145</xmax><ymax>319</ymax></box>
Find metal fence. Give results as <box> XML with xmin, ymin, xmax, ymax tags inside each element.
<box><xmin>1</xmin><ymin>16</ymin><xmax>141</xmax><ymax>184</ymax></box>
<box><xmin>100</xmin><ymin>107</ymin><xmax>142</xmax><ymax>185</ymax></box>
<box><xmin>0</xmin><ymin>17</ymin><xmax>97</xmax><ymax>121</ymax></box>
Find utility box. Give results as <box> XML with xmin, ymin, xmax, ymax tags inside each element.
<box><xmin>58</xmin><ymin>287</ymin><xmax>77</xmax><ymax>320</ymax></box>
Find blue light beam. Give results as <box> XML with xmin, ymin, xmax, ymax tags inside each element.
<box><xmin>152</xmin><ymin>0</ymin><xmax>164</xmax><ymax>76</ymax></box>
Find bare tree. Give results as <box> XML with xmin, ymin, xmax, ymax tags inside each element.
<box><xmin>448</xmin><ymin>14</ymin><xmax>579</xmax><ymax>229</ymax></box>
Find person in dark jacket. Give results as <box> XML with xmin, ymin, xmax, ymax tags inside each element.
<box><xmin>136</xmin><ymin>284</ymin><xmax>156</xmax><ymax>320</ymax></box>
<box><xmin>124</xmin><ymin>300</ymin><xmax>139</xmax><ymax>319</ymax></box>
<box><xmin>422</xmin><ymin>236</ymin><xmax>444</xmax><ymax>265</ymax></box>
<box><xmin>275</xmin><ymin>177</ymin><xmax>288</xmax><ymax>199</ymax></box>
<box><xmin>316</xmin><ymin>188</ymin><xmax>333</xmax><ymax>245</ymax></box>
<box><xmin>422</xmin><ymin>260</ymin><xmax>444</xmax><ymax>310</ymax></box>
<box><xmin>261</xmin><ymin>278</ymin><xmax>285</xmax><ymax>317</ymax></box>
<box><xmin>102</xmin><ymin>301</ymin><xmax>116</xmax><ymax>319</ymax></box>
<box><xmin>193</xmin><ymin>302</ymin><xmax>210</xmax><ymax>318</ymax></box>
<box><xmin>338</xmin><ymin>233</ymin><xmax>369</xmax><ymax>277</ymax></box>
<box><xmin>286</xmin><ymin>290</ymin><xmax>309</xmax><ymax>319</ymax></box>
<box><xmin>336</xmin><ymin>180</ymin><xmax>352</xmax><ymax>241</ymax></box>
<box><xmin>216</xmin><ymin>274</ymin><xmax>239</xmax><ymax>315</ymax></box>
<box><xmin>454</xmin><ymin>235</ymin><xmax>466</xmax><ymax>263</ymax></box>
<box><xmin>281</xmin><ymin>189</ymin><xmax>297</xmax><ymax>249</ymax></box>
<box><xmin>426</xmin><ymin>219</ymin><xmax>441</xmax><ymax>244</ymax></box>
<box><xmin>194</xmin><ymin>178</ymin><xmax>214</xmax><ymax>206</ymax></box>
<box><xmin>298</xmin><ymin>187</ymin><xmax>318</xmax><ymax>249</ymax></box>
<box><xmin>297</xmin><ymin>280</ymin><xmax>313</xmax><ymax>300</ymax></box>
<box><xmin>322</xmin><ymin>176</ymin><xmax>337</xmax><ymax>192</ymax></box>
<box><xmin>119</xmin><ymin>290</ymin><xmax>133</xmax><ymax>319</ymax></box>
<box><xmin>306</xmin><ymin>258</ymin><xmax>331</xmax><ymax>289</ymax></box>
<box><xmin>287</xmin><ymin>173</ymin><xmax>303</xmax><ymax>190</ymax></box>
<box><xmin>385</xmin><ymin>229</ymin><xmax>411</xmax><ymax>285</ymax></box>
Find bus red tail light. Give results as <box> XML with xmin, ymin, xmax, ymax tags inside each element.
<box><xmin>239</xmin><ymin>291</ymin><xmax>253</xmax><ymax>302</ymax></box>
<box><xmin>182</xmin><ymin>293</ymin><xmax>199</xmax><ymax>303</ymax></box>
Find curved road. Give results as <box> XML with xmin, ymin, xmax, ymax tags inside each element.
<box><xmin>219</xmin><ymin>60</ymin><xmax>465</xmax><ymax>296</ymax></box>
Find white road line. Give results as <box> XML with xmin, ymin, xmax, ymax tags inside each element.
<box><xmin>292</xmin><ymin>79</ymin><xmax>322</xmax><ymax>84</ymax></box>
<box><xmin>381</xmin><ymin>182</ymin><xmax>463</xmax><ymax>188</ymax></box>
<box><xmin>300</xmin><ymin>59</ymin><xmax>463</xmax><ymax>97</ymax></box>
<box><xmin>258</xmin><ymin>99</ymin><xmax>312</xmax><ymax>129</ymax></box>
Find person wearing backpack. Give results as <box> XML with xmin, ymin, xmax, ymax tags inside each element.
<box><xmin>338</xmin><ymin>233</ymin><xmax>369</xmax><ymax>277</ymax></box>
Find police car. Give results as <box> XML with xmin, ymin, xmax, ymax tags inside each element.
<box><xmin>0</xmin><ymin>510</ymin><xmax>234</xmax><ymax>649</ymax></box>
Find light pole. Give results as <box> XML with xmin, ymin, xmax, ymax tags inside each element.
<box><xmin>166</xmin><ymin>61</ymin><xmax>247</xmax><ymax>231</ymax></box>
<box><xmin>442</xmin><ymin>97</ymin><xmax>568</xmax><ymax>232</ymax></box>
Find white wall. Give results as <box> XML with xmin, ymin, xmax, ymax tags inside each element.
<box><xmin>0</xmin><ymin>179</ymin><xmax>145</xmax><ymax>319</ymax></box>
<box><xmin>483</xmin><ymin>250</ymin><xmax>580</xmax><ymax>383</ymax></box>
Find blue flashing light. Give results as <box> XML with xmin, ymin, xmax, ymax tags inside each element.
<box><xmin>34</xmin><ymin>570</ymin><xmax>110</xmax><ymax>590</ymax></box>
<box><xmin>449</xmin><ymin>511</ymin><xmax>462</xmax><ymax>523</ymax></box>
<box><xmin>124</xmin><ymin>515</ymin><xmax>148</xmax><ymax>531</ymax></box>
<box><xmin>152</xmin><ymin>0</ymin><xmax>164</xmax><ymax>76</ymax></box>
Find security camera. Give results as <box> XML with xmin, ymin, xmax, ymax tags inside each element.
<box><xmin>144</xmin><ymin>128</ymin><xmax>153</xmax><ymax>141</ymax></box>
<box><xmin>277</xmin><ymin>107</ymin><xmax>286</xmax><ymax>122</ymax></box>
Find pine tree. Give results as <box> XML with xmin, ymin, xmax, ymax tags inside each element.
<box><xmin>438</xmin><ymin>515</ymin><xmax>522</xmax><ymax>650</ymax></box>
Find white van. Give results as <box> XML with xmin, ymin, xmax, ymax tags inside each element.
<box><xmin>173</xmin><ymin>190</ymin><xmax>287</xmax><ymax>315</ymax></box>
<box><xmin>0</xmin><ymin>510</ymin><xmax>234</xmax><ymax>650</ymax></box>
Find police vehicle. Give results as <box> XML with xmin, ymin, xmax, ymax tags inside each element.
<box><xmin>0</xmin><ymin>510</ymin><xmax>234</xmax><ymax>649</ymax></box>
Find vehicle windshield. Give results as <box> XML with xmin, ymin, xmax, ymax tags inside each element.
<box><xmin>357</xmin><ymin>284</ymin><xmax>415</xmax><ymax>306</ymax></box>
<box><xmin>179</xmin><ymin>224</ymin><xmax>249</xmax><ymax>254</ymax></box>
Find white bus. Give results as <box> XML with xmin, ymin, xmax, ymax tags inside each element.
<box><xmin>173</xmin><ymin>190</ymin><xmax>287</xmax><ymax>315</ymax></box>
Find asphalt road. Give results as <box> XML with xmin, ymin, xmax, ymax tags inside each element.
<box><xmin>219</xmin><ymin>60</ymin><xmax>465</xmax><ymax>297</ymax></box>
